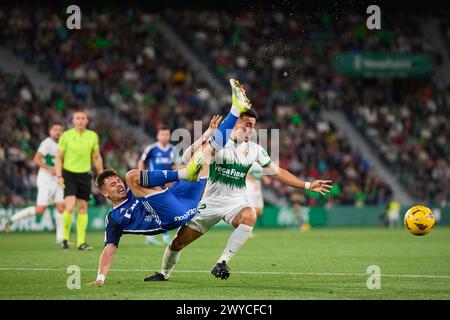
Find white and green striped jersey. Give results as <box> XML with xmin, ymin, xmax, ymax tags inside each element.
<box><xmin>203</xmin><ymin>139</ymin><xmax>271</xmax><ymax>201</ymax></box>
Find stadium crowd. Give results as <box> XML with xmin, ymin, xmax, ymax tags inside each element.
<box><xmin>0</xmin><ymin>69</ymin><xmax>142</xmax><ymax>207</ymax></box>
<box><xmin>166</xmin><ymin>9</ymin><xmax>449</xmax><ymax>206</ymax></box>
<box><xmin>7</xmin><ymin>5</ymin><xmax>450</xmax><ymax>208</ymax></box>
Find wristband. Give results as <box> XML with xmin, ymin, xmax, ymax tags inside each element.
<box><xmin>304</xmin><ymin>181</ymin><xmax>311</xmax><ymax>190</ymax></box>
<box><xmin>96</xmin><ymin>274</ymin><xmax>106</xmax><ymax>283</ymax></box>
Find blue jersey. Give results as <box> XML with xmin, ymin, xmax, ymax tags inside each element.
<box><xmin>104</xmin><ymin>179</ymin><xmax>206</xmax><ymax>247</ymax></box>
<box><xmin>140</xmin><ymin>143</ymin><xmax>175</xmax><ymax>171</ymax></box>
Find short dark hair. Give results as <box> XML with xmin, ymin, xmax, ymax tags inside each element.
<box><xmin>96</xmin><ymin>169</ymin><xmax>119</xmax><ymax>190</ymax></box>
<box><xmin>157</xmin><ymin>126</ymin><xmax>170</xmax><ymax>133</ymax></box>
<box><xmin>50</xmin><ymin>121</ymin><xmax>63</xmax><ymax>129</ymax></box>
<box><xmin>240</xmin><ymin>109</ymin><xmax>259</xmax><ymax>120</ymax></box>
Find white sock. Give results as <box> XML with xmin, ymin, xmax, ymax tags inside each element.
<box><xmin>218</xmin><ymin>224</ymin><xmax>253</xmax><ymax>264</ymax></box>
<box><xmin>178</xmin><ymin>168</ymin><xmax>187</xmax><ymax>180</ymax></box>
<box><xmin>231</xmin><ymin>104</ymin><xmax>241</xmax><ymax>117</ymax></box>
<box><xmin>10</xmin><ymin>206</ymin><xmax>36</xmax><ymax>223</ymax></box>
<box><xmin>160</xmin><ymin>246</ymin><xmax>181</xmax><ymax>279</ymax></box>
<box><xmin>55</xmin><ymin>212</ymin><xmax>63</xmax><ymax>242</ymax></box>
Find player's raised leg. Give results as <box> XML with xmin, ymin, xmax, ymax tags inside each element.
<box><xmin>182</xmin><ymin>79</ymin><xmax>252</xmax><ymax>166</ymax></box>
<box><xmin>210</xmin><ymin>79</ymin><xmax>251</xmax><ymax>150</ymax></box>
<box><xmin>127</xmin><ymin>152</ymin><xmax>204</xmax><ymax>199</ymax></box>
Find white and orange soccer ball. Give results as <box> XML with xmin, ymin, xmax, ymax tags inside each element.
<box><xmin>403</xmin><ymin>205</ymin><xmax>436</xmax><ymax>236</ymax></box>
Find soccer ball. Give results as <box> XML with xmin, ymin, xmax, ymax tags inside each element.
<box><xmin>403</xmin><ymin>205</ymin><xmax>435</xmax><ymax>236</ymax></box>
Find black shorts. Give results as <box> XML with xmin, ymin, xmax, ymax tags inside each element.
<box><xmin>62</xmin><ymin>169</ymin><xmax>92</xmax><ymax>201</ymax></box>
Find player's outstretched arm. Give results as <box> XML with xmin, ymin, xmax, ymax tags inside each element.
<box><xmin>181</xmin><ymin>115</ymin><xmax>222</xmax><ymax>164</ymax></box>
<box><xmin>89</xmin><ymin>243</ymin><xmax>117</xmax><ymax>286</ymax></box>
<box><xmin>264</xmin><ymin>162</ymin><xmax>332</xmax><ymax>195</ymax></box>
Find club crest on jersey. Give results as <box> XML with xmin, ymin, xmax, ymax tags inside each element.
<box><xmin>243</xmin><ymin>146</ymin><xmax>249</xmax><ymax>157</ymax></box>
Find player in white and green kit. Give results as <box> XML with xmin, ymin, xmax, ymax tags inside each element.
<box><xmin>145</xmin><ymin>80</ymin><xmax>333</xmax><ymax>282</ymax></box>
<box><xmin>4</xmin><ymin>123</ymin><xmax>65</xmax><ymax>243</ymax></box>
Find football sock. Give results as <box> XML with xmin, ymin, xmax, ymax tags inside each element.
<box><xmin>10</xmin><ymin>206</ymin><xmax>36</xmax><ymax>222</ymax></box>
<box><xmin>210</xmin><ymin>105</ymin><xmax>240</xmax><ymax>150</ymax></box>
<box><xmin>35</xmin><ymin>214</ymin><xmax>43</xmax><ymax>224</ymax></box>
<box><xmin>140</xmin><ymin>170</ymin><xmax>179</xmax><ymax>187</ymax></box>
<box><xmin>76</xmin><ymin>213</ymin><xmax>88</xmax><ymax>247</ymax></box>
<box><xmin>160</xmin><ymin>246</ymin><xmax>181</xmax><ymax>280</ymax></box>
<box><xmin>55</xmin><ymin>211</ymin><xmax>63</xmax><ymax>242</ymax></box>
<box><xmin>218</xmin><ymin>224</ymin><xmax>253</xmax><ymax>263</ymax></box>
<box><xmin>62</xmin><ymin>210</ymin><xmax>72</xmax><ymax>241</ymax></box>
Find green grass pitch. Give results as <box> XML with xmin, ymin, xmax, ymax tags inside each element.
<box><xmin>1</xmin><ymin>226</ymin><xmax>449</xmax><ymax>299</ymax></box>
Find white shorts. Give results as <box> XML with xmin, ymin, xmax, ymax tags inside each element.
<box><xmin>246</xmin><ymin>182</ymin><xmax>264</xmax><ymax>210</ymax></box>
<box><xmin>187</xmin><ymin>197</ymin><xmax>251</xmax><ymax>234</ymax></box>
<box><xmin>36</xmin><ymin>179</ymin><xmax>64</xmax><ymax>206</ymax></box>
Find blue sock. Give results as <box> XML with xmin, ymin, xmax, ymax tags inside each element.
<box><xmin>140</xmin><ymin>170</ymin><xmax>179</xmax><ymax>187</ymax></box>
<box><xmin>210</xmin><ymin>112</ymin><xmax>239</xmax><ymax>150</ymax></box>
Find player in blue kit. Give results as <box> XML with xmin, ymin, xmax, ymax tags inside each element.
<box><xmin>138</xmin><ymin>127</ymin><xmax>175</xmax><ymax>172</ymax></box>
<box><xmin>88</xmin><ymin>155</ymin><xmax>205</xmax><ymax>285</ymax></box>
<box><xmin>138</xmin><ymin>127</ymin><xmax>176</xmax><ymax>245</ymax></box>
<box><xmin>89</xmin><ymin>79</ymin><xmax>252</xmax><ymax>285</ymax></box>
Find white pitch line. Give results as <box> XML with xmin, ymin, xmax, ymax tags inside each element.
<box><xmin>0</xmin><ymin>267</ymin><xmax>449</xmax><ymax>279</ymax></box>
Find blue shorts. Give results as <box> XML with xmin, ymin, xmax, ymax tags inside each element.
<box><xmin>139</xmin><ymin>178</ymin><xmax>207</xmax><ymax>230</ymax></box>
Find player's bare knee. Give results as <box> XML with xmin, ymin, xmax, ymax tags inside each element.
<box><xmin>125</xmin><ymin>169</ymin><xmax>140</xmax><ymax>186</ymax></box>
<box><xmin>241</xmin><ymin>209</ymin><xmax>257</xmax><ymax>226</ymax></box>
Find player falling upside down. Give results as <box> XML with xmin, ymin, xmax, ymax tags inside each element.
<box><xmin>145</xmin><ymin>80</ymin><xmax>332</xmax><ymax>282</ymax></box>
<box><xmin>89</xmin><ymin>79</ymin><xmax>250</xmax><ymax>285</ymax></box>
<box><xmin>4</xmin><ymin>122</ymin><xmax>65</xmax><ymax>244</ymax></box>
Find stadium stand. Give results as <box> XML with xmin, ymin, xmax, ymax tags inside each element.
<box><xmin>7</xmin><ymin>5</ymin><xmax>450</xmax><ymax>208</ymax></box>
<box><xmin>165</xmin><ymin>9</ymin><xmax>449</xmax><ymax>206</ymax></box>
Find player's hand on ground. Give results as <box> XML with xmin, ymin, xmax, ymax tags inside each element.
<box><xmin>310</xmin><ymin>180</ymin><xmax>333</xmax><ymax>196</ymax></box>
<box><xmin>88</xmin><ymin>280</ymin><xmax>104</xmax><ymax>286</ymax></box>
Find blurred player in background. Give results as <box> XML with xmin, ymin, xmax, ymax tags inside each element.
<box><xmin>55</xmin><ymin>111</ymin><xmax>104</xmax><ymax>251</ymax></box>
<box><xmin>245</xmin><ymin>162</ymin><xmax>270</xmax><ymax>237</ymax></box>
<box><xmin>137</xmin><ymin>127</ymin><xmax>175</xmax><ymax>245</ymax></box>
<box><xmin>4</xmin><ymin>122</ymin><xmax>65</xmax><ymax>243</ymax></box>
